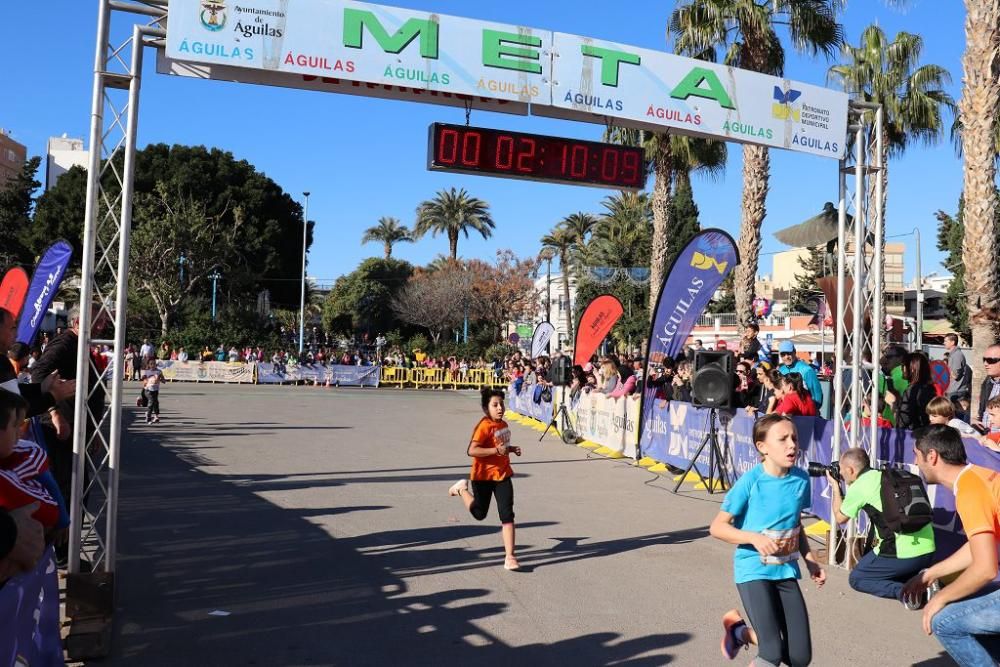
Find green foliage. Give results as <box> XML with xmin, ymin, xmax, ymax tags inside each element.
<box><xmin>322</xmin><ymin>257</ymin><xmax>414</xmax><ymax>337</ymax></box>
<box><xmin>788</xmin><ymin>246</ymin><xmax>829</xmax><ymax>312</ymax></box>
<box><xmin>706</xmin><ymin>273</ymin><xmax>736</xmax><ymax>314</ymax></box>
<box><xmin>0</xmin><ymin>156</ymin><xmax>41</xmax><ymax>268</ymax></box>
<box><xmin>361</xmin><ymin>216</ymin><xmax>414</xmax><ymax>258</ymax></box>
<box><xmin>936</xmin><ymin>197</ymin><xmax>970</xmax><ymax>340</ymax></box>
<box><xmin>404</xmin><ymin>333</ymin><xmax>430</xmax><ymax>353</ymax></box>
<box><xmin>162</xmin><ymin>305</ymin><xmax>281</xmax><ymax>352</ymax></box>
<box><xmin>574</xmin><ymin>277</ymin><xmax>649</xmax><ymax>351</ymax></box>
<box><xmin>484</xmin><ymin>342</ymin><xmax>517</xmax><ymax>361</ymax></box>
<box><xmin>414</xmin><ymin>187</ymin><xmax>494</xmax><ymax>259</ymax></box>
<box><xmin>666</xmin><ymin>176</ymin><xmax>702</xmax><ymax>270</ymax></box>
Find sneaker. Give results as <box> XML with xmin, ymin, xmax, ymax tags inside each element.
<box><xmin>721</xmin><ymin>609</ymin><xmax>748</xmax><ymax>659</ymax></box>
<box><xmin>448</xmin><ymin>479</ymin><xmax>468</xmax><ymax>497</ymax></box>
<box><xmin>145</xmin><ymin>418</ymin><xmax>152</xmax><ymax>424</ymax></box>
<box><xmin>152</xmin><ymin>416</ymin><xmax>161</xmax><ymax>423</ymax></box>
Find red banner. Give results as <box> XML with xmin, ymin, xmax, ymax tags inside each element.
<box><xmin>573</xmin><ymin>294</ymin><xmax>624</xmax><ymax>366</ymax></box>
<box><xmin>0</xmin><ymin>267</ymin><xmax>29</xmax><ymax>317</ymax></box>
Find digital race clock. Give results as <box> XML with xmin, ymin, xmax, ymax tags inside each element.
<box><xmin>427</xmin><ymin>123</ymin><xmax>647</xmax><ymax>190</ymax></box>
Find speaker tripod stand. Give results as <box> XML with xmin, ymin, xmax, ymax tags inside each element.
<box><xmin>672</xmin><ymin>408</ymin><xmax>732</xmax><ymax>494</ymax></box>
<box><xmin>540</xmin><ymin>387</ymin><xmax>573</xmax><ymax>443</ymax></box>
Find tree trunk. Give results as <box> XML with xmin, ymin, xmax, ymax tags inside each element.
<box><xmin>734</xmin><ymin>145</ymin><xmax>770</xmax><ymax>326</ymax></box>
<box><xmin>384</xmin><ymin>242</ymin><xmax>392</xmax><ymax>259</ymax></box>
<box><xmin>648</xmin><ymin>134</ymin><xmax>673</xmax><ymax>315</ymax></box>
<box><xmin>159</xmin><ymin>309</ymin><xmax>170</xmax><ymax>339</ymax></box>
<box><xmin>449</xmin><ymin>231</ymin><xmax>459</xmax><ymax>259</ymax></box>
<box><xmin>960</xmin><ymin>0</ymin><xmax>1000</xmax><ymax>408</ymax></box>
<box><xmin>562</xmin><ymin>250</ymin><xmax>574</xmax><ymax>342</ymax></box>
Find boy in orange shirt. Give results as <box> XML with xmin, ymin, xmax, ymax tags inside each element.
<box><xmin>448</xmin><ymin>388</ymin><xmax>522</xmax><ymax>570</ymax></box>
<box><xmin>904</xmin><ymin>425</ymin><xmax>1000</xmax><ymax>664</ymax></box>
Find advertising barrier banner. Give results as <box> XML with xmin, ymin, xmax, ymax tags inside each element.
<box><xmin>639</xmin><ymin>229</ymin><xmax>738</xmax><ymax>458</ymax></box>
<box><xmin>157</xmin><ymin>360</ymin><xmax>256</xmax><ymax>384</ymax></box>
<box><xmin>164</xmin><ymin>0</ymin><xmax>849</xmax><ymax>159</ymax></box>
<box><xmin>506</xmin><ymin>383</ymin><xmax>553</xmax><ymax>424</ymax></box>
<box><xmin>0</xmin><ymin>546</ymin><xmax>64</xmax><ymax>667</ymax></box>
<box><xmin>256</xmin><ymin>363</ymin><xmax>381</xmax><ymax>387</ymax></box>
<box><xmin>530</xmin><ymin>322</ymin><xmax>555</xmax><ymax>359</ymax></box>
<box><xmin>561</xmin><ymin>389</ymin><xmax>638</xmax><ymax>458</ymax></box>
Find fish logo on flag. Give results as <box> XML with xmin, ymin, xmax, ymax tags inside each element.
<box><xmin>638</xmin><ymin>229</ymin><xmax>738</xmax><ymax>458</ymax></box>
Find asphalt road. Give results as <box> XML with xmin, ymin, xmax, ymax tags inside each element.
<box><xmin>105</xmin><ymin>384</ymin><xmax>952</xmax><ymax>666</ymax></box>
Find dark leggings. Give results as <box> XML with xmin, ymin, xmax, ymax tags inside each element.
<box><xmin>146</xmin><ymin>391</ymin><xmax>159</xmax><ymax>418</ymax></box>
<box><xmin>736</xmin><ymin>578</ymin><xmax>812</xmax><ymax>667</ymax></box>
<box><xmin>469</xmin><ymin>478</ymin><xmax>514</xmax><ymax>524</ymax></box>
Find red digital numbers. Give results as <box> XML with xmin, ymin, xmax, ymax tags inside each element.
<box><xmin>430</xmin><ymin>124</ymin><xmax>645</xmax><ymax>189</ymax></box>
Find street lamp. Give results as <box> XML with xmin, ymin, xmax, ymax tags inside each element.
<box><xmin>300</xmin><ymin>191</ymin><xmax>310</xmax><ymax>355</ymax></box>
<box><xmin>209</xmin><ymin>270</ymin><xmax>222</xmax><ymax>320</ymax></box>
<box><xmin>913</xmin><ymin>227</ymin><xmax>923</xmax><ymax>351</ymax></box>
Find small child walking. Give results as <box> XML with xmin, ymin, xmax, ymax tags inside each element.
<box><xmin>712</xmin><ymin>413</ymin><xmax>825</xmax><ymax>666</ymax></box>
<box><xmin>144</xmin><ymin>364</ymin><xmax>162</xmax><ymax>424</ymax></box>
<box><xmin>448</xmin><ymin>388</ymin><xmax>522</xmax><ymax>570</ymax></box>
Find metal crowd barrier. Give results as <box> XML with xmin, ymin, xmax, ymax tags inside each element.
<box><xmin>380</xmin><ymin>366</ymin><xmax>506</xmax><ymax>390</ymax></box>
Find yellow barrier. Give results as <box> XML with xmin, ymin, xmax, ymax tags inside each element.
<box><xmin>376</xmin><ymin>367</ymin><xmax>508</xmax><ymax>391</ymax></box>
<box><xmin>380</xmin><ymin>366</ymin><xmax>409</xmax><ymax>388</ymax></box>
<box><xmin>411</xmin><ymin>367</ymin><xmax>447</xmax><ymax>388</ymax></box>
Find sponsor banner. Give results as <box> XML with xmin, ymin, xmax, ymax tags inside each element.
<box><xmin>506</xmin><ymin>383</ymin><xmax>553</xmax><ymax>424</ymax></box>
<box><xmin>157</xmin><ymin>360</ymin><xmax>256</xmax><ymax>383</ymax></box>
<box><xmin>166</xmin><ymin>0</ymin><xmax>550</xmax><ymax>104</ymax></box>
<box><xmin>564</xmin><ymin>389</ymin><xmax>638</xmax><ymax>457</ymax></box>
<box><xmin>0</xmin><ymin>267</ymin><xmax>29</xmax><ymax>318</ymax></box>
<box><xmin>16</xmin><ymin>240</ymin><xmax>73</xmax><ymax>346</ymax></box>
<box><xmin>530</xmin><ymin>322</ymin><xmax>555</xmax><ymax>359</ymax></box>
<box><xmin>638</xmin><ymin>230</ymin><xmax>738</xmax><ymax>457</ymax></box>
<box><xmin>547</xmin><ymin>33</ymin><xmax>848</xmax><ymax>159</ymax></box>
<box><xmin>256</xmin><ymin>363</ymin><xmax>381</xmax><ymax>387</ymax></box>
<box><xmin>0</xmin><ymin>546</ymin><xmax>64</xmax><ymax>667</ymax></box>
<box><xmin>573</xmin><ymin>294</ymin><xmax>624</xmax><ymax>366</ymax></box>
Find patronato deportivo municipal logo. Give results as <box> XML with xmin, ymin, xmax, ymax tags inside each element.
<box><xmin>690</xmin><ymin>251</ymin><xmax>728</xmax><ymax>274</ymax></box>
<box><xmin>200</xmin><ymin>0</ymin><xmax>227</xmax><ymax>31</ymax></box>
<box><xmin>772</xmin><ymin>86</ymin><xmax>802</xmax><ymax>122</ymax></box>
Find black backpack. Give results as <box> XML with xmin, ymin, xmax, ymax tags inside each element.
<box><xmin>879</xmin><ymin>465</ymin><xmax>933</xmax><ymax>534</ymax></box>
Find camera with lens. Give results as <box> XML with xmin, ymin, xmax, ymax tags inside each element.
<box><xmin>807</xmin><ymin>461</ymin><xmax>841</xmax><ymax>482</ymax></box>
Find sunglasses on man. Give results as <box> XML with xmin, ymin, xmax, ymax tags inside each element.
<box><xmin>985</xmin><ymin>357</ymin><xmax>1000</xmax><ymax>365</ymax></box>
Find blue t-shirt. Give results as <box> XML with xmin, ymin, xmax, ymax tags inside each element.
<box><xmin>720</xmin><ymin>464</ymin><xmax>812</xmax><ymax>584</ymax></box>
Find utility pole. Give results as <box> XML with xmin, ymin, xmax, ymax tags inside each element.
<box><xmin>209</xmin><ymin>271</ymin><xmax>222</xmax><ymax>320</ymax></box>
<box><xmin>914</xmin><ymin>227</ymin><xmax>923</xmax><ymax>351</ymax></box>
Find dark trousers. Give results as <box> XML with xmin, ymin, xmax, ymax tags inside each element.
<box><xmin>737</xmin><ymin>578</ymin><xmax>812</xmax><ymax>667</ymax></box>
<box><xmin>146</xmin><ymin>391</ymin><xmax>160</xmax><ymax>419</ymax></box>
<box><xmin>849</xmin><ymin>550</ymin><xmax>935</xmax><ymax>600</ymax></box>
<box><xmin>469</xmin><ymin>478</ymin><xmax>514</xmax><ymax>524</ymax></box>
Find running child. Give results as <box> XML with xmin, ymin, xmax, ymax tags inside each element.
<box><xmin>448</xmin><ymin>388</ymin><xmax>522</xmax><ymax>570</ymax></box>
<box><xmin>144</xmin><ymin>362</ymin><xmax>162</xmax><ymax>424</ymax></box>
<box><xmin>712</xmin><ymin>413</ymin><xmax>825</xmax><ymax>666</ymax></box>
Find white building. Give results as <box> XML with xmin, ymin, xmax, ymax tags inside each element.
<box><xmin>533</xmin><ymin>272</ymin><xmax>577</xmax><ymax>352</ymax></box>
<box><xmin>46</xmin><ymin>134</ymin><xmax>89</xmax><ymax>190</ymax></box>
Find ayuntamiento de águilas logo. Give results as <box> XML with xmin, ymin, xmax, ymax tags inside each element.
<box><xmin>200</xmin><ymin>0</ymin><xmax>227</xmax><ymax>31</ymax></box>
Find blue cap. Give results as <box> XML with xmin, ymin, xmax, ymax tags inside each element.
<box><xmin>778</xmin><ymin>340</ymin><xmax>795</xmax><ymax>354</ymax></box>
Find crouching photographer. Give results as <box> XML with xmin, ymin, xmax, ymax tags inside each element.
<box><xmin>824</xmin><ymin>448</ymin><xmax>936</xmax><ymax>607</ymax></box>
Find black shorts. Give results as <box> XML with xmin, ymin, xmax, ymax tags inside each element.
<box><xmin>469</xmin><ymin>477</ymin><xmax>514</xmax><ymax>524</ymax></box>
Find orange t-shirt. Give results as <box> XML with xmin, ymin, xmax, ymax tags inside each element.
<box><xmin>954</xmin><ymin>465</ymin><xmax>1000</xmax><ymax>546</ymax></box>
<box><xmin>469</xmin><ymin>417</ymin><xmax>513</xmax><ymax>481</ymax></box>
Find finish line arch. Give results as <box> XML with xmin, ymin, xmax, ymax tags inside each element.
<box><xmin>69</xmin><ymin>0</ymin><xmax>884</xmax><ymax>653</ymax></box>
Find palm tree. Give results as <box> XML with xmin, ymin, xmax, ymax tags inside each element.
<box><xmin>958</xmin><ymin>1</ymin><xmax>1000</xmax><ymax>404</ymax></box>
<box><xmin>560</xmin><ymin>212</ymin><xmax>599</xmax><ymax>246</ymax></box>
<box><xmin>414</xmin><ymin>187</ymin><xmax>494</xmax><ymax>259</ymax></box>
<box><xmin>541</xmin><ymin>226</ymin><xmax>579</xmax><ymax>341</ymax></box>
<box><xmin>361</xmin><ymin>216</ymin><xmax>414</xmax><ymax>259</ymax></box>
<box><xmin>670</xmin><ymin>0</ymin><xmax>843</xmax><ymax>325</ymax></box>
<box><xmin>588</xmin><ymin>192</ymin><xmax>653</xmax><ymax>269</ymax></box>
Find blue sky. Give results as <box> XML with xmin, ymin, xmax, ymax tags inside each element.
<box><xmin>2</xmin><ymin>1</ymin><xmax>966</xmax><ymax>285</ymax></box>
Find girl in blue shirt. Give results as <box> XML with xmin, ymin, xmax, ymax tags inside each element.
<box><xmin>711</xmin><ymin>414</ymin><xmax>826</xmax><ymax>666</ymax></box>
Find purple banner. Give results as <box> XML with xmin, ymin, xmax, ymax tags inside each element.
<box><xmin>0</xmin><ymin>546</ymin><xmax>64</xmax><ymax>666</ymax></box>
<box><xmin>638</xmin><ymin>230</ymin><xmax>739</xmax><ymax>456</ymax></box>
<box><xmin>506</xmin><ymin>383</ymin><xmax>553</xmax><ymax>424</ymax></box>
<box><xmin>16</xmin><ymin>239</ymin><xmax>74</xmax><ymax>347</ymax></box>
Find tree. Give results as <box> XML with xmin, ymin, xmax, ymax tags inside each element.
<box><xmin>322</xmin><ymin>257</ymin><xmax>414</xmax><ymax>337</ymax></box>
<box><xmin>541</xmin><ymin>226</ymin><xmax>578</xmax><ymax>341</ymax></box>
<box><xmin>0</xmin><ymin>156</ymin><xmax>41</xmax><ymax>269</ymax></box>
<box><xmin>129</xmin><ymin>184</ymin><xmax>248</xmax><ymax>337</ymax></box>
<box><xmin>666</xmin><ymin>176</ymin><xmax>702</xmax><ymax>271</ymax></box>
<box><xmin>467</xmin><ymin>250</ymin><xmax>540</xmax><ymax>339</ymax></box>
<box><xmin>560</xmin><ymin>212</ymin><xmax>599</xmax><ymax>246</ymax></box>
<box><xmin>361</xmin><ymin>216</ymin><xmax>414</xmax><ymax>258</ymax></box>
<box><xmin>936</xmin><ymin>200</ymin><xmax>970</xmax><ymax>340</ymax></box>
<box><xmin>788</xmin><ymin>246</ymin><xmax>829</xmax><ymax>313</ymax></box>
<box><xmin>414</xmin><ymin>187</ymin><xmax>494</xmax><ymax>259</ymax></box>
<box><xmin>958</xmin><ymin>0</ymin><xmax>1000</xmax><ymax>406</ymax></box>
<box><xmin>671</xmin><ymin>0</ymin><xmax>843</xmax><ymax>326</ymax></box>
<box><xmin>392</xmin><ymin>263</ymin><xmax>470</xmax><ymax>344</ymax></box>
<box><xmin>586</xmin><ymin>192</ymin><xmax>653</xmax><ymax>269</ymax></box>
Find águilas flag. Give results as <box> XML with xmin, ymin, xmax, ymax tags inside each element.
<box><xmin>0</xmin><ymin>267</ymin><xmax>29</xmax><ymax>318</ymax></box>
<box><xmin>573</xmin><ymin>294</ymin><xmax>624</xmax><ymax>366</ymax></box>
<box><xmin>16</xmin><ymin>240</ymin><xmax>74</xmax><ymax>346</ymax></box>
<box><xmin>638</xmin><ymin>230</ymin><xmax>739</xmax><ymax>456</ymax></box>
<box><xmin>530</xmin><ymin>322</ymin><xmax>555</xmax><ymax>359</ymax></box>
